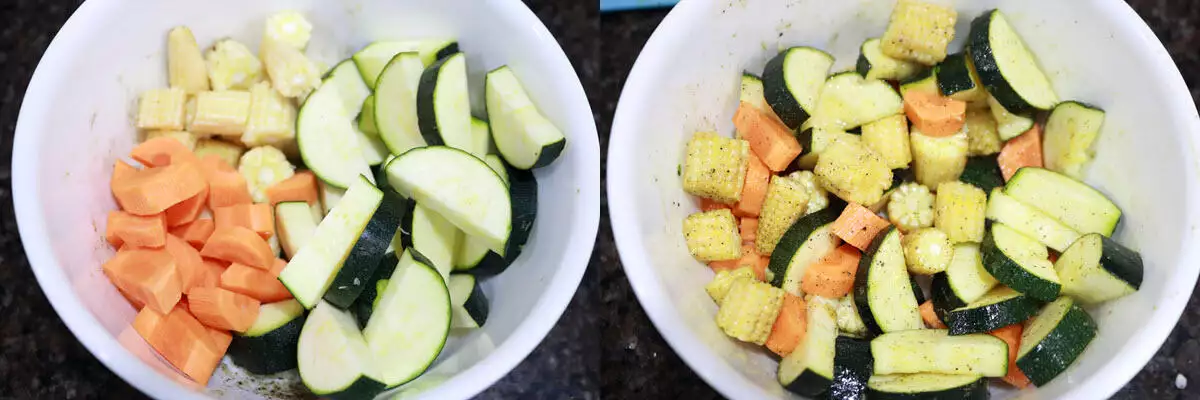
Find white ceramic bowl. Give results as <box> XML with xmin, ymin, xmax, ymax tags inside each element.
<box><xmin>13</xmin><ymin>0</ymin><xmax>599</xmax><ymax>398</ymax></box>
<box><xmin>609</xmin><ymin>0</ymin><xmax>1200</xmax><ymax>398</ymax></box>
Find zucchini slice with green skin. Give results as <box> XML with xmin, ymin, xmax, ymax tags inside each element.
<box><xmin>275</xmin><ymin>201</ymin><xmax>318</xmax><ymax>260</ymax></box>
<box><xmin>228</xmin><ymin>299</ymin><xmax>306</xmax><ymax>375</ymax></box>
<box><xmin>778</xmin><ymin>296</ymin><xmax>837</xmax><ymax>397</ymax></box>
<box><xmin>1004</xmin><ymin>167</ymin><xmax>1122</xmax><ymax>236</ymax></box>
<box><xmin>829</xmin><ymin>336</ymin><xmax>873</xmax><ymax>400</ymax></box>
<box><xmin>898</xmin><ymin>68</ymin><xmax>938</xmax><ymax>97</ymax></box>
<box><xmin>485</xmin><ymin>66</ymin><xmax>567</xmax><ymax>169</ymax></box>
<box><xmin>453</xmin><ymin>156</ymin><xmax>515</xmax><ymax>271</ymax></box>
<box><xmin>960</xmin><ymin>155</ymin><xmax>1005</xmax><ymax>193</ymax></box>
<box><xmin>987</xmin><ymin>95</ymin><xmax>1035</xmax><ymax>141</ymax></box>
<box><xmin>279</xmin><ymin>176</ymin><xmax>382</xmax><ymax>309</ymax></box>
<box><xmin>945</xmin><ymin>243</ymin><xmax>998</xmax><ymax>304</ymax></box>
<box><xmin>982</xmin><ymin>222</ymin><xmax>1061</xmax><ymax>302</ymax></box>
<box><xmin>929</xmin><ymin>272</ymin><xmax>966</xmax><ymax>322</ymax></box>
<box><xmin>867</xmin><ymin>373</ymin><xmax>989</xmax><ymax>400</ymax></box>
<box><xmin>351</xmin><ymin>252</ymin><xmax>397</xmax><ymax>328</ymax></box>
<box><xmin>297</xmin><ymin>80</ymin><xmax>375</xmax><ymax>189</ymax></box>
<box><xmin>354</xmin><ymin>127</ymin><xmax>389</xmax><ymax>166</ymax></box>
<box><xmin>297</xmin><ymin>301</ymin><xmax>386</xmax><ymax>399</ymax></box>
<box><xmin>968</xmin><ymin>9</ymin><xmax>1059</xmax><ymax>113</ymax></box>
<box><xmin>768</xmin><ymin>206</ymin><xmax>843</xmax><ymax>295</ymax></box>
<box><xmin>1017</xmin><ymin>297</ymin><xmax>1098</xmax><ymax>386</ymax></box>
<box><xmin>374</xmin><ymin>52</ymin><xmax>427</xmax><ymax>155</ymax></box>
<box><xmin>739</xmin><ymin>73</ymin><xmax>771</xmax><ymax>115</ymax></box>
<box><xmin>359</xmin><ymin>95</ymin><xmax>378</xmax><ymax>135</ymax></box>
<box><xmin>808</xmin><ymin>72</ymin><xmax>903</xmax><ymax>130</ymax></box>
<box><xmin>352</xmin><ymin>39</ymin><xmax>457</xmax><ymax>88</ymax></box>
<box><xmin>363</xmin><ymin>250</ymin><xmax>451</xmax><ymax>387</ymax></box>
<box><xmin>449</xmin><ymin>273</ymin><xmax>489</xmax><ymax>329</ymax></box>
<box><xmin>946</xmin><ymin>286</ymin><xmax>1041</xmax><ymax>335</ymax></box>
<box><xmin>935</xmin><ymin>52</ymin><xmax>987</xmax><ymax>103</ymax></box>
<box><xmin>323</xmin><ymin>59</ymin><xmax>371</xmax><ymax>118</ymax></box>
<box><xmin>399</xmin><ymin>203</ymin><xmax>461</xmax><ymax>281</ymax></box>
<box><xmin>417</xmin><ymin>53</ymin><xmax>479</xmax><ymax>156</ymax></box>
<box><xmin>469</xmin><ymin>118</ymin><xmax>495</xmax><ymax>162</ymax></box>
<box><xmin>986</xmin><ymin>188</ymin><xmax>1081</xmax><ymax>252</ymax></box>
<box><xmin>853</xmin><ymin>226</ymin><xmax>923</xmax><ymax>334</ymax></box>
<box><xmin>1056</xmin><ymin>233</ymin><xmax>1143</xmax><ymax>304</ymax></box>
<box><xmin>762</xmin><ymin>46</ymin><xmax>835</xmax><ymax>129</ymax></box>
<box><xmin>835</xmin><ymin>295</ymin><xmax>870</xmax><ymax>338</ymax></box>
<box><xmin>870</xmin><ymin>329</ymin><xmax>1008</xmax><ymax>377</ymax></box>
<box><xmin>457</xmin><ymin>166</ymin><xmax>538</xmax><ymax>277</ymax></box>
<box><xmin>856</xmin><ymin>38</ymin><xmax>922</xmax><ymax>82</ymax></box>
<box><xmin>1043</xmin><ymin>101</ymin><xmax>1106</xmax><ymax>179</ymax></box>
<box><xmin>323</xmin><ymin>187</ymin><xmax>405</xmax><ymax>308</ymax></box>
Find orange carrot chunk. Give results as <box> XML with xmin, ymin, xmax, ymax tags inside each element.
<box><xmin>765</xmin><ymin>294</ymin><xmax>807</xmax><ymax>357</ymax></box>
<box><xmin>903</xmin><ymin>91</ymin><xmax>967</xmax><ymax>137</ymax></box>
<box><xmin>733</xmin><ymin>154</ymin><xmax>771</xmax><ymax>217</ymax></box>
<box><xmin>131</xmin><ymin>306</ymin><xmax>165</xmax><ymax>338</ymax></box>
<box><xmin>998</xmin><ymin>124</ymin><xmax>1043</xmax><ymax>181</ymax></box>
<box><xmin>207</xmin><ymin>327</ymin><xmax>233</xmax><ymax>353</ymax></box>
<box><xmin>112</xmin><ymin>161</ymin><xmax>208</xmax><ymax>216</ymax></box>
<box><xmin>733</xmin><ymin>101</ymin><xmax>803</xmax><ymax>171</ymax></box>
<box><xmin>102</xmin><ymin>248</ymin><xmax>181</xmax><ymax>314</ymax></box>
<box><xmin>187</xmin><ymin>286</ymin><xmax>261</xmax><ymax>332</ymax></box>
<box><xmin>199</xmin><ymin>155</ymin><xmax>253</xmax><ymax>207</ymax></box>
<box><xmin>699</xmin><ymin>198</ymin><xmax>732</xmax><ymax>211</ymax></box>
<box><xmin>920</xmin><ymin>300</ymin><xmax>947</xmax><ymax>329</ymax></box>
<box><xmin>106</xmin><ymin>211</ymin><xmax>167</xmax><ymax>248</ymax></box>
<box><xmin>213</xmin><ymin>203</ymin><xmax>275</xmax><ymax>239</ymax></box>
<box><xmin>740</xmin><ymin>218</ymin><xmax>759</xmax><ymax>245</ymax></box>
<box><xmin>130</xmin><ymin>136</ymin><xmax>199</xmax><ymax>167</ymax></box>
<box><xmin>164</xmin><ymin>234</ymin><xmax>206</xmax><ymax>293</ymax></box>
<box><xmin>200</xmin><ymin>226</ymin><xmax>274</xmax><ymax>270</ymax></box>
<box><xmin>990</xmin><ymin>324</ymin><xmax>1033</xmax><ymax>389</ymax></box>
<box><xmin>118</xmin><ymin>286</ymin><xmax>146</xmax><ymax>310</ymax></box>
<box><xmin>709</xmin><ymin>244</ymin><xmax>767</xmax><ymax>281</ymax></box>
<box><xmin>801</xmin><ymin>244</ymin><xmax>862</xmax><ymax>298</ymax></box>
<box><xmin>138</xmin><ymin>305</ymin><xmax>225</xmax><ymax>385</ymax></box>
<box><xmin>111</xmin><ymin>160</ymin><xmax>139</xmax><ymax>210</ymax></box>
<box><xmin>165</xmin><ymin>187</ymin><xmax>209</xmax><ymax>228</ymax></box>
<box><xmin>192</xmin><ymin>258</ymin><xmax>227</xmax><ymax>291</ymax></box>
<box><xmin>266</xmin><ymin>171</ymin><xmax>320</xmax><ymax>206</ymax></box>
<box><xmin>219</xmin><ymin>261</ymin><xmax>293</xmax><ymax>303</ymax></box>
<box><xmin>831</xmin><ymin>203</ymin><xmax>892</xmax><ymax>251</ymax></box>
<box><xmin>170</xmin><ymin>219</ymin><xmax>216</xmax><ymax>250</ymax></box>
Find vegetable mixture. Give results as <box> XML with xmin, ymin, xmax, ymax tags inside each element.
<box><xmin>680</xmin><ymin>1</ymin><xmax>1142</xmax><ymax>397</ymax></box>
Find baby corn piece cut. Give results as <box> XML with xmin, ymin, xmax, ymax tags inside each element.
<box><xmin>206</xmin><ymin>39</ymin><xmax>263</xmax><ymax>91</ymax></box>
<box><xmin>707</xmin><ymin>267</ymin><xmax>759</xmax><ymax>305</ymax></box>
<box><xmin>755</xmin><ymin>173</ymin><xmax>811</xmax><ymax>254</ymax></box>
<box><xmin>243</xmin><ymin>82</ymin><xmax>297</xmax><ymax>147</ymax></box>
<box><xmin>814</xmin><ymin>137</ymin><xmax>893</xmax><ymax>206</ymax></box>
<box><xmin>167</xmin><ymin>26</ymin><xmax>210</xmax><ymax>93</ymax></box>
<box><xmin>682</xmin><ymin>132</ymin><xmax>750</xmax><ymax>205</ymax></box>
<box><xmin>716</xmin><ymin>279</ymin><xmax>785</xmax><ymax>345</ymax></box>
<box><xmin>191</xmin><ymin>91</ymin><xmax>251</xmax><ymax>137</ymax></box>
<box><xmin>137</xmin><ymin>88</ymin><xmax>188</xmax><ymax>131</ymax></box>
<box><xmin>264</xmin><ymin>11</ymin><xmax>313</xmax><ymax>50</ymax></box>
<box><xmin>194</xmin><ymin>139</ymin><xmax>246</xmax><ymax>169</ymax></box>
<box><xmin>239</xmin><ymin>146</ymin><xmax>296</xmax><ymax>203</ymax></box>
<box><xmin>881</xmin><ymin>0</ymin><xmax>958</xmax><ymax>65</ymax></box>
<box><xmin>683</xmin><ymin>209</ymin><xmax>743</xmax><ymax>262</ymax></box>
<box><xmin>261</xmin><ymin>38</ymin><xmax>321</xmax><ymax>99</ymax></box>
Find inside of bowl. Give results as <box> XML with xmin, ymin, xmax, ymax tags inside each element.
<box><xmin>616</xmin><ymin>0</ymin><xmax>1198</xmax><ymax>398</ymax></box>
<box><xmin>21</xmin><ymin>0</ymin><xmax>594</xmax><ymax>398</ymax></box>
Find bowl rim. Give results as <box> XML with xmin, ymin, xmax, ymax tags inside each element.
<box><xmin>12</xmin><ymin>0</ymin><xmax>601</xmax><ymax>398</ymax></box>
<box><xmin>607</xmin><ymin>0</ymin><xmax>1200</xmax><ymax>398</ymax></box>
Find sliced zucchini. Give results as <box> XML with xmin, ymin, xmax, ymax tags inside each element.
<box><xmin>279</xmin><ymin>176</ymin><xmax>382</xmax><ymax>309</ymax></box>
<box><xmin>297</xmin><ymin>301</ymin><xmax>386</xmax><ymax>399</ymax></box>
<box><xmin>929</xmin><ymin>272</ymin><xmax>965</xmax><ymax>322</ymax></box>
<box><xmin>352</xmin><ymin>39</ymin><xmax>457</xmax><ymax>88</ymax></box>
<box><xmin>322</xmin><ymin>59</ymin><xmax>371</xmax><ymax>118</ymax></box>
<box><xmin>945</xmin><ymin>243</ymin><xmax>998</xmax><ymax>304</ymax></box>
<box><xmin>385</xmin><ymin>146</ymin><xmax>511</xmax><ymax>254</ymax></box>
<box><xmin>417</xmin><ymin>53</ymin><xmax>479</xmax><ymax>156</ymax></box>
<box><xmin>935</xmin><ymin>52</ymin><xmax>987</xmax><ymax>103</ymax></box>
<box><xmin>909</xmin><ymin>129</ymin><xmax>968</xmax><ymax>188</ymax></box>
<box><xmin>374</xmin><ymin>52</ymin><xmax>427</xmax><ymax>155</ymax></box>
<box><xmin>870</xmin><ymin>329</ymin><xmax>1008</xmax><ymax>377</ymax></box>
<box><xmin>946</xmin><ymin>286</ymin><xmax>1041</xmax><ymax>335</ymax></box>
<box><xmin>795</xmin><ymin>127</ymin><xmax>857</xmax><ymax>169</ymax></box>
<box><xmin>485</xmin><ymin>66</ymin><xmax>567</xmax><ymax>169</ymax></box>
<box><xmin>1044</xmin><ymin>101</ymin><xmax>1105</xmax><ymax>178</ymax></box>
<box><xmin>778</xmin><ymin>296</ymin><xmax>837</xmax><ymax>397</ymax></box>
<box><xmin>448</xmin><ymin>274</ymin><xmax>489</xmax><ymax>329</ymax></box>
<box><xmin>987</xmin><ymin>95</ymin><xmax>1035</xmax><ymax>141</ymax></box>
<box><xmin>276</xmin><ymin>201</ymin><xmax>318</xmax><ymax>260</ymax></box>
<box><xmin>959</xmin><ymin>155</ymin><xmax>1004</xmax><ymax>193</ymax></box>
<box><xmin>1017</xmin><ymin>297</ymin><xmax>1098</xmax><ymax>386</ymax></box>
<box><xmin>767</xmin><ymin>206</ymin><xmax>843</xmax><ymax>296</ymax></box>
<box><xmin>982</xmin><ymin>222</ymin><xmax>1061</xmax><ymax>302</ymax></box>
<box><xmin>363</xmin><ymin>250</ymin><xmax>451</xmax><ymax>387</ymax></box>
<box><xmin>228</xmin><ymin>299</ymin><xmax>306</xmax><ymax>375</ymax></box>
<box><xmin>359</xmin><ymin>95</ymin><xmax>378</xmax><ymax>134</ymax></box>
<box><xmin>354</xmin><ymin>126</ymin><xmax>389</xmax><ymax>166</ymax></box>
<box><xmin>469</xmin><ymin>117</ymin><xmax>494</xmax><ymax>161</ymax></box>
<box><xmin>297</xmin><ymin>81</ymin><xmax>374</xmax><ymax>189</ymax></box>
<box><xmin>1056</xmin><ymin>233</ymin><xmax>1143</xmax><ymax>304</ymax></box>
<box><xmin>483</xmin><ymin>154</ymin><xmax>510</xmax><ymax>187</ymax></box>
<box><xmin>809</xmin><ymin>72</ymin><xmax>903</xmax><ymax>130</ymax></box>
<box><xmin>1004</xmin><ymin>167</ymin><xmax>1121</xmax><ymax>236</ymax></box>
<box><xmin>898</xmin><ymin>68</ymin><xmax>937</xmax><ymax>97</ymax></box>
<box><xmin>457</xmin><ymin>166</ymin><xmax>538</xmax><ymax>276</ymax></box>
<box><xmin>762</xmin><ymin>46</ymin><xmax>835</xmax><ymax>129</ymax></box>
<box><xmin>867</xmin><ymin>373</ymin><xmax>988</xmax><ymax>400</ymax></box>
<box><xmin>351</xmin><ymin>252</ymin><xmax>397</xmax><ymax>328</ymax></box>
<box><xmin>856</xmin><ymin>37</ymin><xmax>922</xmax><ymax>81</ymax></box>
<box><xmin>739</xmin><ymin>73</ymin><xmax>771</xmax><ymax>116</ymax></box>
<box><xmin>323</xmin><ymin>187</ymin><xmax>405</xmax><ymax>308</ymax></box>
<box><xmin>400</xmin><ymin>203</ymin><xmax>461</xmax><ymax>281</ymax></box>
<box><xmin>986</xmin><ymin>188</ymin><xmax>1081</xmax><ymax>252</ymax></box>
<box><xmin>829</xmin><ymin>336</ymin><xmax>873</xmax><ymax>400</ymax></box>
<box><xmin>853</xmin><ymin>226</ymin><xmax>923</xmax><ymax>334</ymax></box>
<box><xmin>968</xmin><ymin>9</ymin><xmax>1059</xmax><ymax>113</ymax></box>
<box><xmin>835</xmin><ymin>295</ymin><xmax>869</xmax><ymax>338</ymax></box>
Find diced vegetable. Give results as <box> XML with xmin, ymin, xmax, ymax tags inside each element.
<box><xmin>808</xmin><ymin>72</ymin><xmax>903</xmax><ymax>130</ymax></box>
<box><xmin>1044</xmin><ymin>101</ymin><xmax>1105</xmax><ymax>179</ymax></box>
<box><xmin>1004</xmin><ymin>167</ymin><xmax>1122</xmax><ymax>236</ymax></box>
<box><xmin>716</xmin><ymin>278</ymin><xmax>785</xmax><ymax>345</ymax></box>
<box><xmin>910</xmin><ymin>129</ymin><xmax>968</xmax><ymax>187</ymax></box>
<box><xmin>166</xmin><ymin>26</ymin><xmax>209</xmax><ymax>94</ymax></box>
<box><xmin>243</xmin><ymin>82</ymin><xmax>298</xmax><ymax>148</ymax></box>
<box><xmin>200</xmin><ymin>226</ymin><xmax>274</xmax><ymax>270</ymax></box>
<box><xmin>733</xmin><ymin>154</ymin><xmax>771</xmax><ymax>217</ymax></box>
<box><xmin>266</xmin><ymin>170</ymin><xmax>319</xmax><ymax>207</ymax></box>
<box><xmin>261</xmin><ymin>37</ymin><xmax>321</xmax><ymax>98</ymax></box>
<box><xmin>901</xmin><ymin>227</ymin><xmax>953</xmax><ymax>275</ymax></box>
<box><xmin>982</xmin><ymin>223</ymin><xmax>1061</xmax><ymax>302</ymax></box>
<box><xmin>264</xmin><ymin>11</ymin><xmax>313</xmax><ymax>50</ymax></box>
<box><xmin>965</xmin><ymin>108</ymin><xmax>1002</xmax><ymax>156</ymax></box>
<box><xmin>132</xmin><ymin>136</ymin><xmax>198</xmax><ymax>168</ymax></box>
<box><xmin>194</xmin><ymin>139</ymin><xmax>246</xmax><ymax>169</ymax></box>
<box><xmin>960</xmin><ymin>155</ymin><xmax>1005</xmax><ymax>193</ymax></box>
<box><xmin>801</xmin><ymin>244</ymin><xmax>861</xmax><ymax>298</ymax></box>
<box><xmin>831</xmin><ymin>203</ymin><xmax>890</xmax><ymax>251</ymax></box>
<box><xmin>112</xmin><ymin>161</ymin><xmax>207</xmax><ymax>216</ymax></box>
<box><xmin>1016</xmin><ymin>297</ymin><xmax>1097</xmax><ymax>386</ymax></box>
<box><xmin>238</xmin><ymin>146</ymin><xmax>295</xmax><ymax>203</ymax></box>
<box><xmin>165</xmin><ymin>189</ymin><xmax>207</xmax><ymax>228</ymax></box>
<box><xmin>854</xmin><ymin>227</ymin><xmax>923</xmax><ymax>333</ymax></box>
<box><xmin>213</xmin><ymin>203</ymin><xmax>275</xmax><ymax>240</ymax></box>
<box><xmin>106</xmin><ymin>211</ymin><xmax>167</xmax><ymax>248</ymax></box>
<box><xmin>934</xmin><ymin>181</ymin><xmax>986</xmax><ymax>243</ymax></box>
<box><xmin>755</xmin><ymin>173</ymin><xmax>812</xmax><ymax>254</ymax></box>
<box><xmin>777</xmin><ymin>297</ymin><xmax>837</xmax><ymax>397</ymax></box>
<box><xmin>887</xmin><ymin>182</ymin><xmax>934</xmax><ymax>232</ymax></box>
<box><xmin>734</xmin><ymin>102</ymin><xmax>803</xmax><ymax>171</ymax></box>
<box><xmin>193</xmin><ymin>259</ymin><xmax>227</xmax><ymax>290</ymax></box>
<box><xmin>706</xmin><ymin>267</ymin><xmax>758</xmax><ymax>304</ymax></box>
<box><xmin>794</xmin><ymin>171</ymin><xmax>830</xmax><ymax>215</ymax></box>
<box><xmin>221</xmin><ymin>260</ymin><xmax>293</xmax><ymax>303</ymax></box>
<box><xmin>856</xmin><ymin>37</ymin><xmax>922</xmax><ymax>81</ymax></box>
<box><xmin>986</xmin><ymin>188</ymin><xmax>1080</xmax><ymax>252</ymax></box>
<box><xmin>163</xmin><ymin>235</ymin><xmax>205</xmax><ymax>293</ymax></box>
<box><xmin>997</xmin><ymin>124</ymin><xmax>1043</xmax><ymax>181</ymax></box>
<box><xmin>814</xmin><ymin>137</ymin><xmax>892</xmax><ymax>206</ymax></box>
<box><xmin>136</xmin><ymin>88</ymin><xmax>188</xmax><ymax>131</ymax></box>
<box><xmin>1055</xmin><ymin>233</ymin><xmax>1143</xmax><ymax>304</ymax></box>
<box><xmin>191</xmin><ymin>90</ymin><xmax>252</xmax><ymax>136</ymax></box>
<box><xmin>765</xmin><ymin>294</ymin><xmax>807</xmax><ymax>357</ymax></box>
<box><xmin>102</xmin><ymin>248</ymin><xmax>181</xmax><ymax>314</ymax></box>
<box><xmin>132</xmin><ymin>306</ymin><xmax>227</xmax><ymax>385</ymax></box>
<box><xmin>969</xmin><ymin>10</ymin><xmax>1059</xmax><ymax>113</ymax></box>
<box><xmin>871</xmin><ymin>329</ymin><xmax>1008</xmax><ymax>377</ymax></box>
<box><xmin>919</xmin><ymin>300</ymin><xmax>947</xmax><ymax>328</ymax></box>
<box><xmin>769</xmin><ymin>206</ymin><xmax>843</xmax><ymax>296</ymax></box>
<box><xmin>169</xmin><ymin>219</ymin><xmax>214</xmax><ymax>250</ymax></box>
<box><xmin>903</xmin><ymin>90</ymin><xmax>966</xmax><ymax>137</ymax></box>
<box><xmin>198</xmin><ymin>154</ymin><xmax>253</xmax><ymax>207</ymax></box>
<box><xmin>681</xmin><ymin>132</ymin><xmax>750</xmax><ymax>204</ymax></box>
<box><xmin>187</xmin><ymin>286</ymin><xmax>261</xmax><ymax>332</ymax></box>
<box><xmin>861</xmin><ymin>114</ymin><xmax>912</xmax><ymax>169</ymax></box>
<box><xmin>683</xmin><ymin>209</ymin><xmax>742</xmax><ymax>262</ymax></box>
<box><xmin>880</xmin><ymin>0</ymin><xmax>958</xmax><ymax>65</ymax></box>
<box><xmin>709</xmin><ymin>244</ymin><xmax>768</xmax><ymax>280</ymax></box>
<box><xmin>762</xmin><ymin>46</ymin><xmax>835</xmax><ymax>129</ymax></box>
<box><xmin>205</xmin><ymin>39</ymin><xmax>263</xmax><ymax>91</ymax></box>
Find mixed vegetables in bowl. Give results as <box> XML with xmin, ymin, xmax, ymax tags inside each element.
<box><xmin>679</xmin><ymin>0</ymin><xmax>1140</xmax><ymax>397</ymax></box>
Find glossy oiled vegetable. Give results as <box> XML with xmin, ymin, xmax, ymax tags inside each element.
<box><xmin>815</xmin><ymin>138</ymin><xmax>893</xmax><ymax>206</ymax></box>
<box><xmin>755</xmin><ymin>173</ymin><xmax>812</xmax><ymax>254</ymax></box>
<box><xmin>715</xmin><ymin>278</ymin><xmax>785</xmax><ymax>345</ymax></box>
<box><xmin>683</xmin><ymin>209</ymin><xmax>743</xmax><ymax>262</ymax></box>
<box><xmin>681</xmin><ymin>132</ymin><xmax>750</xmax><ymax>204</ymax></box>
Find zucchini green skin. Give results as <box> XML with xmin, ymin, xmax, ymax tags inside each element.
<box><xmin>529</xmin><ymin>140</ymin><xmax>567</xmax><ymax>169</ymax></box>
<box><xmin>929</xmin><ymin>273</ymin><xmax>965</xmax><ymax>323</ymax></box>
<box><xmin>416</xmin><ymin>53</ymin><xmax>460</xmax><ymax>147</ymax></box>
<box><xmin>433</xmin><ymin>42</ymin><xmax>459</xmax><ymax>63</ymax></box>
<box><xmin>783</xmin><ymin>372</ymin><xmax>832</xmax><ymax>398</ymax></box>
<box><xmin>762</xmin><ymin>47</ymin><xmax>832</xmax><ymax>129</ymax></box>
<box><xmin>829</xmin><ymin>336</ymin><xmax>873</xmax><ymax>400</ymax></box>
<box><xmin>889</xmin><ymin>168</ymin><xmax>914</xmax><ymax>191</ymax></box>
<box><xmin>1097</xmin><ymin>235</ymin><xmax>1144</xmax><ymax>289</ymax></box>
<box><xmin>960</xmin><ymin>156</ymin><xmax>1004</xmax><ymax>193</ymax></box>
<box><xmin>351</xmin><ymin>252</ymin><xmax>398</xmax><ymax>328</ymax></box>
<box><xmin>935</xmin><ymin>52</ymin><xmax>978</xmax><ymax>97</ymax></box>
<box><xmin>981</xmin><ymin>227</ymin><xmax>1061</xmax><ymax>302</ymax></box>
<box><xmin>867</xmin><ymin>377</ymin><xmax>989</xmax><ymax>400</ymax></box>
<box><xmin>768</xmin><ymin>206</ymin><xmax>844</xmax><ymax>288</ymax></box>
<box><xmin>464</xmin><ymin>165</ymin><xmax>539</xmax><ymax>276</ymax></box>
<box><xmin>910</xmin><ymin>276</ymin><xmax>926</xmax><ymax>305</ymax></box>
<box><xmin>323</xmin><ymin>189</ymin><xmax>406</xmax><ymax>308</ymax></box>
<box><xmin>1016</xmin><ymin>299</ymin><xmax>1098</xmax><ymax>386</ymax></box>
<box><xmin>853</xmin><ymin>226</ymin><xmax>921</xmax><ymax>335</ymax></box>
<box><xmin>454</xmin><ymin>274</ymin><xmax>491</xmax><ymax>326</ymax></box>
<box><xmin>946</xmin><ymin>291</ymin><xmax>1041</xmax><ymax>335</ymax></box>
<box><xmin>227</xmin><ymin>314</ymin><xmax>306</xmax><ymax>375</ymax></box>
<box><xmin>796</xmin><ymin>128</ymin><xmax>814</xmax><ymax>157</ymax></box>
<box><xmin>968</xmin><ymin>10</ymin><xmax>1051</xmax><ymax>114</ymax></box>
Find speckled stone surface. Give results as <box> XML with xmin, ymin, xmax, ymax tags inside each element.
<box><xmin>597</xmin><ymin>1</ymin><xmax>1200</xmax><ymax>399</ymax></box>
<box><xmin>0</xmin><ymin>0</ymin><xmax>597</xmax><ymax>399</ymax></box>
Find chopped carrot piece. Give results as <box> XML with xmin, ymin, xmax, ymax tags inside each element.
<box><xmin>111</xmin><ymin>160</ymin><xmax>138</xmax><ymax>210</ymax></box>
<box><xmin>990</xmin><ymin>324</ymin><xmax>1032</xmax><ymax>388</ymax></box>
<box><xmin>102</xmin><ymin>248</ymin><xmax>181</xmax><ymax>314</ymax></box>
<box><xmin>105</xmin><ymin>211</ymin><xmax>167</xmax><ymax>248</ymax></box>
<box><xmin>187</xmin><ymin>286</ymin><xmax>261</xmax><ymax>332</ymax></box>
<box><xmin>164</xmin><ymin>235</ymin><xmax>206</xmax><ymax>293</ymax></box>
<box><xmin>699</xmin><ymin>198</ymin><xmax>731</xmax><ymax>211</ymax></box>
<box><xmin>998</xmin><ymin>124</ymin><xmax>1043</xmax><ymax>181</ymax></box>
<box><xmin>112</xmin><ymin>161</ymin><xmax>208</xmax><ymax>216</ymax></box>
<box><xmin>192</xmin><ymin>258</ymin><xmax>227</xmax><ymax>291</ymax></box>
<box><xmin>903</xmin><ymin>91</ymin><xmax>967</xmax><ymax>137</ymax></box>
<box><xmin>199</xmin><ymin>226</ymin><xmax>274</xmax><ymax>270</ymax></box>
<box><xmin>740</xmin><ymin>218</ymin><xmax>759</xmax><ymax>245</ymax></box>
<box><xmin>220</xmin><ymin>261</ymin><xmax>292</xmax><ymax>303</ymax></box>
<box><xmin>709</xmin><ymin>244</ymin><xmax>767</xmax><ymax>281</ymax></box>
<box><xmin>213</xmin><ymin>203</ymin><xmax>275</xmax><ymax>239</ymax></box>
<box><xmin>131</xmin><ymin>306</ymin><xmax>165</xmax><ymax>338</ymax></box>
<box><xmin>733</xmin><ymin>101</ymin><xmax>803</xmax><ymax>171</ymax></box>
<box><xmin>765</xmin><ymin>294</ymin><xmax>807</xmax><ymax>357</ymax></box>
<box><xmin>920</xmin><ymin>300</ymin><xmax>947</xmax><ymax>329</ymax></box>
<box><xmin>801</xmin><ymin>244</ymin><xmax>861</xmax><ymax>298</ymax></box>
<box><xmin>130</xmin><ymin>136</ymin><xmax>199</xmax><ymax>167</ymax></box>
<box><xmin>165</xmin><ymin>187</ymin><xmax>208</xmax><ymax>228</ymax></box>
<box><xmin>1048</xmin><ymin>250</ymin><xmax>1060</xmax><ymax>264</ymax></box>
<box><xmin>733</xmin><ymin>154</ymin><xmax>771</xmax><ymax>217</ymax></box>
<box><xmin>137</xmin><ymin>305</ymin><xmax>225</xmax><ymax>385</ymax></box>
<box><xmin>831</xmin><ymin>203</ymin><xmax>893</xmax><ymax>250</ymax></box>
<box><xmin>170</xmin><ymin>219</ymin><xmax>215</xmax><ymax>250</ymax></box>
<box><xmin>207</xmin><ymin>327</ymin><xmax>233</xmax><ymax>353</ymax></box>
<box><xmin>266</xmin><ymin>171</ymin><xmax>319</xmax><ymax>207</ymax></box>
<box><xmin>199</xmin><ymin>155</ymin><xmax>253</xmax><ymax>207</ymax></box>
